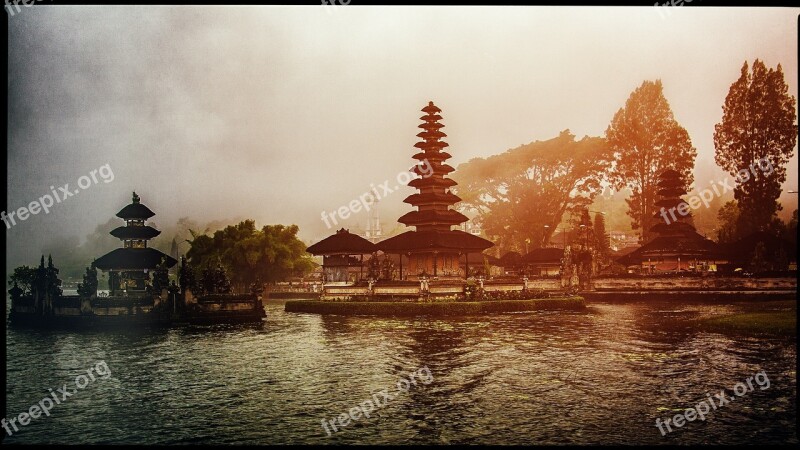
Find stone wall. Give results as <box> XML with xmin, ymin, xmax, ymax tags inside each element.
<box><xmin>592</xmin><ymin>276</ymin><xmax>797</xmax><ymax>291</ymax></box>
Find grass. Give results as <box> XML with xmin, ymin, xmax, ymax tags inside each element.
<box><xmin>695</xmin><ymin>310</ymin><xmax>797</xmax><ymax>336</ymax></box>
<box><xmin>284</xmin><ymin>297</ymin><xmax>585</xmax><ymax>316</ymax></box>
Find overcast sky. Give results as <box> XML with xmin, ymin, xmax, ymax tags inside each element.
<box><xmin>6</xmin><ymin>5</ymin><xmax>799</xmax><ymax>271</ymax></box>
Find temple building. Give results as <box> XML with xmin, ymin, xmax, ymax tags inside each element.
<box><xmin>616</xmin><ymin>170</ymin><xmax>726</xmax><ymax>272</ymax></box>
<box><xmin>306</xmin><ymin>228</ymin><xmax>376</xmax><ymax>283</ymax></box>
<box><xmin>524</xmin><ymin>247</ymin><xmax>564</xmax><ymax>277</ymax></box>
<box><xmin>377</xmin><ymin>101</ymin><xmax>494</xmax><ymax>279</ymax></box>
<box><xmin>94</xmin><ymin>192</ymin><xmax>178</xmax><ymax>295</ymax></box>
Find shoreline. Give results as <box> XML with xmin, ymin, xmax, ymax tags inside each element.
<box><xmin>284</xmin><ymin>297</ymin><xmax>586</xmax><ymax>316</ymax></box>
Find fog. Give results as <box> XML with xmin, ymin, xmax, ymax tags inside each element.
<box><xmin>6</xmin><ymin>5</ymin><xmax>798</xmax><ymax>276</ymax></box>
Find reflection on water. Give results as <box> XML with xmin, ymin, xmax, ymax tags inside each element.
<box><xmin>4</xmin><ymin>300</ymin><xmax>796</xmax><ymax>444</ymax></box>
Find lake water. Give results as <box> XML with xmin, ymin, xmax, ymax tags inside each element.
<box><xmin>4</xmin><ymin>299</ymin><xmax>796</xmax><ymax>444</ymax></box>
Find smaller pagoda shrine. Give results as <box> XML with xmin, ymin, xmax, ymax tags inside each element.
<box><xmin>617</xmin><ymin>170</ymin><xmax>726</xmax><ymax>272</ymax></box>
<box><xmin>306</xmin><ymin>228</ymin><xmax>376</xmax><ymax>283</ymax></box>
<box><xmin>94</xmin><ymin>192</ymin><xmax>178</xmax><ymax>295</ymax></box>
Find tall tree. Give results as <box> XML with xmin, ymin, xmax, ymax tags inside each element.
<box><xmin>454</xmin><ymin>130</ymin><xmax>612</xmax><ymax>253</ymax></box>
<box><xmin>45</xmin><ymin>255</ymin><xmax>63</xmax><ymax>299</ymax></box>
<box><xmin>593</xmin><ymin>213</ymin><xmax>610</xmax><ymax>262</ymax></box>
<box><xmin>716</xmin><ymin>200</ymin><xmax>740</xmax><ymax>244</ymax></box>
<box><xmin>76</xmin><ymin>261</ymin><xmax>99</xmax><ymax>297</ymax></box>
<box><xmin>787</xmin><ymin>210</ymin><xmax>798</xmax><ymax>246</ymax></box>
<box><xmin>713</xmin><ymin>59</ymin><xmax>797</xmax><ymax>237</ymax></box>
<box><xmin>605</xmin><ymin>80</ymin><xmax>697</xmax><ymax>242</ymax></box>
<box><xmin>8</xmin><ymin>265</ymin><xmax>37</xmax><ymax>296</ymax></box>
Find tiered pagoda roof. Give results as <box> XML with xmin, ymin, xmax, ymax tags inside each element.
<box><xmin>94</xmin><ymin>247</ymin><xmax>177</xmax><ymax>271</ymax></box>
<box><xmin>116</xmin><ymin>192</ymin><xmax>156</xmax><ymax>220</ymax></box>
<box><xmin>649</xmin><ymin>169</ymin><xmax>695</xmax><ymax>236</ymax></box>
<box><xmin>110</xmin><ymin>225</ymin><xmax>161</xmax><ymax>240</ymax></box>
<box><xmin>377</xmin><ymin>101</ymin><xmax>493</xmax><ymax>254</ymax></box>
<box><xmin>95</xmin><ymin>192</ymin><xmax>177</xmax><ymax>271</ymax></box>
<box><xmin>616</xmin><ymin>170</ymin><xmax>725</xmax><ymax>267</ymax></box>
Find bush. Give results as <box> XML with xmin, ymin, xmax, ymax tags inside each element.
<box><xmin>458</xmin><ymin>288</ymin><xmax>548</xmax><ymax>302</ymax></box>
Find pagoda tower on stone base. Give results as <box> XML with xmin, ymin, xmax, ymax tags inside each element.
<box><xmin>616</xmin><ymin>170</ymin><xmax>725</xmax><ymax>272</ymax></box>
<box><xmin>378</xmin><ymin>101</ymin><xmax>494</xmax><ymax>279</ymax></box>
<box><xmin>94</xmin><ymin>192</ymin><xmax>178</xmax><ymax>295</ymax></box>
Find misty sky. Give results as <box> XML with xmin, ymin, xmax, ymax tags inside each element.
<box><xmin>6</xmin><ymin>5</ymin><xmax>799</xmax><ymax>272</ymax></box>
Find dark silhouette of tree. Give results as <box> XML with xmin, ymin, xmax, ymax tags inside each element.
<box><xmin>774</xmin><ymin>247</ymin><xmax>789</xmax><ymax>272</ymax></box>
<box><xmin>200</xmin><ymin>262</ymin><xmax>232</xmax><ymax>294</ymax></box>
<box><xmin>716</xmin><ymin>200</ymin><xmax>740</xmax><ymax>244</ymax></box>
<box><xmin>605</xmin><ymin>80</ymin><xmax>696</xmax><ymax>242</ymax></box>
<box><xmin>76</xmin><ymin>261</ymin><xmax>99</xmax><ymax>297</ymax></box>
<box><xmin>787</xmin><ymin>210</ymin><xmax>798</xmax><ymax>246</ymax></box>
<box><xmin>8</xmin><ymin>282</ymin><xmax>23</xmax><ymax>302</ymax></box>
<box><xmin>749</xmin><ymin>242</ymin><xmax>769</xmax><ymax>273</ymax></box>
<box><xmin>151</xmin><ymin>257</ymin><xmax>170</xmax><ymax>294</ymax></box>
<box><xmin>45</xmin><ymin>255</ymin><xmax>62</xmax><ymax>299</ymax></box>
<box><xmin>8</xmin><ymin>265</ymin><xmax>37</xmax><ymax>295</ymax></box>
<box><xmin>35</xmin><ymin>255</ymin><xmax>46</xmax><ymax>296</ymax></box>
<box><xmin>454</xmin><ymin>130</ymin><xmax>612</xmax><ymax>253</ymax></box>
<box><xmin>178</xmin><ymin>257</ymin><xmax>199</xmax><ymax>293</ymax></box>
<box><xmin>714</xmin><ymin>59</ymin><xmax>797</xmax><ymax>237</ymax></box>
<box><xmin>593</xmin><ymin>213</ymin><xmax>610</xmax><ymax>265</ymax></box>
<box><xmin>573</xmin><ymin>209</ymin><xmax>595</xmax><ymax>287</ymax></box>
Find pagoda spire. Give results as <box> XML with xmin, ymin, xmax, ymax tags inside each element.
<box><xmin>398</xmin><ymin>101</ymin><xmax>469</xmax><ymax>231</ymax></box>
<box><xmin>651</xmin><ymin>169</ymin><xmax>695</xmax><ymax>237</ymax></box>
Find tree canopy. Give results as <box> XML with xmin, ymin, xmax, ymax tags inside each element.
<box><xmin>714</xmin><ymin>59</ymin><xmax>797</xmax><ymax>237</ymax></box>
<box><xmin>453</xmin><ymin>130</ymin><xmax>612</xmax><ymax>253</ymax></box>
<box><xmin>605</xmin><ymin>80</ymin><xmax>696</xmax><ymax>241</ymax></box>
<box><xmin>185</xmin><ymin>220</ymin><xmax>315</xmax><ymax>291</ymax></box>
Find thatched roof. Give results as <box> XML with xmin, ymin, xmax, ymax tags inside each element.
<box><xmin>524</xmin><ymin>247</ymin><xmax>564</xmax><ymax>263</ymax></box>
<box><xmin>307</xmin><ymin>229</ymin><xmax>376</xmax><ymax>255</ymax></box>
<box><xmin>616</xmin><ymin>232</ymin><xmax>725</xmax><ymax>267</ymax></box>
<box><xmin>110</xmin><ymin>225</ymin><xmax>161</xmax><ymax>240</ymax></box>
<box><xmin>377</xmin><ymin>229</ymin><xmax>494</xmax><ymax>253</ymax></box>
<box><xmin>95</xmin><ymin>248</ymin><xmax>177</xmax><ymax>271</ymax></box>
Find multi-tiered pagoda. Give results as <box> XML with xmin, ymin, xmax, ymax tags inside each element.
<box><xmin>617</xmin><ymin>170</ymin><xmax>725</xmax><ymax>272</ymax></box>
<box><xmin>378</xmin><ymin>101</ymin><xmax>494</xmax><ymax>279</ymax></box>
<box><xmin>95</xmin><ymin>192</ymin><xmax>178</xmax><ymax>294</ymax></box>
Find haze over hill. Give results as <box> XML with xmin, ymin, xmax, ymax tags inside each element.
<box><xmin>6</xmin><ymin>6</ymin><xmax>798</xmax><ymax>278</ymax></box>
